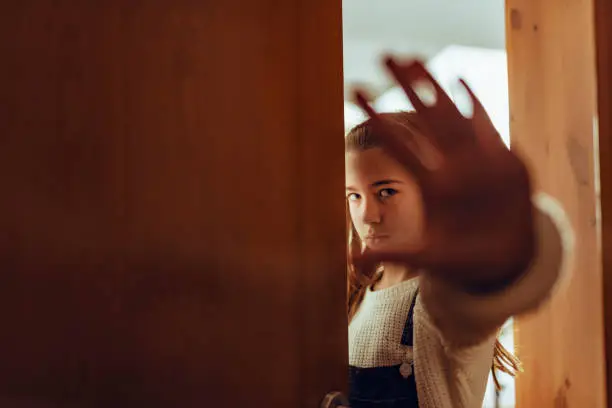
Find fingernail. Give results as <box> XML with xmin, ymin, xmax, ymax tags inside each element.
<box><xmin>408</xmin><ymin>60</ymin><xmax>426</xmax><ymax>71</ymax></box>
<box><xmin>450</xmin><ymin>80</ymin><xmax>474</xmax><ymax>117</ymax></box>
<box><xmin>384</xmin><ymin>55</ymin><xmax>397</xmax><ymax>69</ymax></box>
<box><xmin>353</xmin><ymin>89</ymin><xmax>370</xmax><ymax>104</ymax></box>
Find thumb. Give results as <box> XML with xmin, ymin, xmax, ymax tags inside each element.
<box><xmin>351</xmin><ymin>243</ymin><xmax>430</xmax><ymax>271</ymax></box>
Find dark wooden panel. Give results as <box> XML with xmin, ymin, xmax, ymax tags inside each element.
<box><xmin>0</xmin><ymin>1</ymin><xmax>347</xmax><ymax>407</ymax></box>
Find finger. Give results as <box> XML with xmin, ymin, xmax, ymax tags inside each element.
<box><xmin>354</xmin><ymin>233</ymin><xmax>534</xmax><ymax>289</ymax></box>
<box><xmin>352</xmin><ymin>249</ymin><xmax>428</xmax><ymax>274</ymax></box>
<box><xmin>353</xmin><ymin>90</ymin><xmax>429</xmax><ymax>178</ymax></box>
<box><xmin>351</xmin><ymin>237</ymin><xmax>496</xmax><ymax>273</ymax></box>
<box><xmin>385</xmin><ymin>57</ymin><xmax>456</xmax><ymax>113</ymax></box>
<box><xmin>384</xmin><ymin>58</ymin><xmax>467</xmax><ymax>151</ymax></box>
<box><xmin>383</xmin><ymin>57</ymin><xmax>428</xmax><ymax>112</ymax></box>
<box><xmin>458</xmin><ymin>78</ymin><xmax>506</xmax><ymax>150</ymax></box>
<box><xmin>385</xmin><ymin>57</ymin><xmax>461</xmax><ymax>120</ymax></box>
<box><xmin>351</xmin><ymin>240</ymin><xmax>429</xmax><ymax>272</ymax></box>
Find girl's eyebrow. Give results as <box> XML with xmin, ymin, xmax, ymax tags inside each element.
<box><xmin>346</xmin><ymin>179</ymin><xmax>403</xmax><ymax>191</ymax></box>
<box><xmin>371</xmin><ymin>179</ymin><xmax>402</xmax><ymax>187</ymax></box>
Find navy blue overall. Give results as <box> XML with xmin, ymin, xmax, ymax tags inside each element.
<box><xmin>348</xmin><ymin>291</ymin><xmax>419</xmax><ymax>408</ymax></box>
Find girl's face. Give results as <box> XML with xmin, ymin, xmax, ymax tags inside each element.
<box><xmin>345</xmin><ymin>147</ymin><xmax>424</xmax><ymax>252</ymax></box>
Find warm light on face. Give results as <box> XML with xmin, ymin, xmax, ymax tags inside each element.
<box><xmin>345</xmin><ymin>147</ymin><xmax>424</xmax><ymax>251</ymax></box>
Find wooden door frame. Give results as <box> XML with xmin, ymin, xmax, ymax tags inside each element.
<box><xmin>506</xmin><ymin>0</ymin><xmax>611</xmax><ymax>405</ymax></box>
<box><xmin>595</xmin><ymin>0</ymin><xmax>612</xmax><ymax>405</ymax></box>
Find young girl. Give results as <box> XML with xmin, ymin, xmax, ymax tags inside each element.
<box><xmin>344</xmin><ymin>58</ymin><xmax>573</xmax><ymax>408</ymax></box>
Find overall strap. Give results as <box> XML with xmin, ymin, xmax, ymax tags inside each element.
<box><xmin>400</xmin><ymin>289</ymin><xmax>419</xmax><ymax>347</ymax></box>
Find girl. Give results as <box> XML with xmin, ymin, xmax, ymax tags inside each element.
<box><xmin>345</xmin><ymin>58</ymin><xmax>573</xmax><ymax>408</ymax></box>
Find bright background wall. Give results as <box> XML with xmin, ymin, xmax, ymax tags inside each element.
<box><xmin>343</xmin><ymin>2</ymin><xmax>514</xmax><ymax>406</ymax></box>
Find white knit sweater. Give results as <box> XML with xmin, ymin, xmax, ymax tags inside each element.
<box><xmin>348</xmin><ymin>193</ymin><xmax>574</xmax><ymax>408</ymax></box>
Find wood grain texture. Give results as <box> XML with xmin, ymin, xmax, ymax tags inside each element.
<box><xmin>506</xmin><ymin>0</ymin><xmax>607</xmax><ymax>406</ymax></box>
<box><xmin>0</xmin><ymin>1</ymin><xmax>347</xmax><ymax>407</ymax></box>
<box><xmin>595</xmin><ymin>0</ymin><xmax>612</xmax><ymax>406</ymax></box>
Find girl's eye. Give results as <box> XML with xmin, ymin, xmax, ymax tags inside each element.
<box><xmin>347</xmin><ymin>193</ymin><xmax>361</xmax><ymax>202</ymax></box>
<box><xmin>379</xmin><ymin>188</ymin><xmax>397</xmax><ymax>199</ymax></box>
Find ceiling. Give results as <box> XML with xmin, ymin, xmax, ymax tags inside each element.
<box><xmin>342</xmin><ymin>0</ymin><xmax>506</xmax><ymax>99</ymax></box>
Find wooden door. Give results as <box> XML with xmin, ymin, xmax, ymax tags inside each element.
<box><xmin>0</xmin><ymin>2</ymin><xmax>347</xmax><ymax>407</ymax></box>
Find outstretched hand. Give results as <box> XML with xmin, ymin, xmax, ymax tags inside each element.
<box><xmin>353</xmin><ymin>57</ymin><xmax>535</xmax><ymax>292</ymax></box>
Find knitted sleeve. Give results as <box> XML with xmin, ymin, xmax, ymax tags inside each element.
<box><xmin>417</xmin><ymin>192</ymin><xmax>574</xmax><ymax>347</ymax></box>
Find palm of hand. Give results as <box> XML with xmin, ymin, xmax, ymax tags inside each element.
<box><xmin>355</xmin><ymin>59</ymin><xmax>535</xmax><ymax>289</ymax></box>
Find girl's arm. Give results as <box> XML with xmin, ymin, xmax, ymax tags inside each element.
<box><xmin>418</xmin><ymin>193</ymin><xmax>574</xmax><ymax>348</ymax></box>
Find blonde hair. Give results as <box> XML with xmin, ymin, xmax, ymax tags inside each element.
<box><xmin>345</xmin><ymin>111</ymin><xmax>521</xmax><ymax>391</ymax></box>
